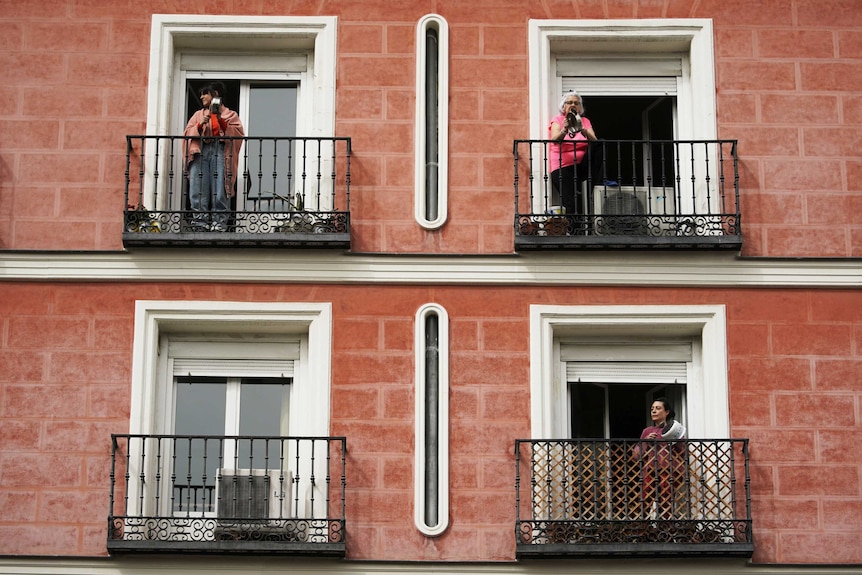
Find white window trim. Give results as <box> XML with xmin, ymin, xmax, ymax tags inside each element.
<box><xmin>530</xmin><ymin>305</ymin><xmax>729</xmax><ymax>440</ymax></box>
<box><xmin>414</xmin><ymin>14</ymin><xmax>450</xmax><ymax>230</ymax></box>
<box><xmin>147</xmin><ymin>14</ymin><xmax>336</xmax><ymax>139</ymax></box>
<box><xmin>130</xmin><ymin>301</ymin><xmax>332</xmax><ymax>439</ymax></box>
<box><xmin>143</xmin><ymin>15</ymin><xmax>337</xmax><ymax>212</ymax></box>
<box><xmin>528</xmin><ymin>18</ymin><xmax>716</xmax><ymax>143</ymax></box>
<box><xmin>413</xmin><ymin>303</ymin><xmax>450</xmax><ymax>536</ymax></box>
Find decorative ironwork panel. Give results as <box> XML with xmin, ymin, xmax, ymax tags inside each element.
<box><xmin>109</xmin><ymin>435</ymin><xmax>347</xmax><ymax>555</ymax></box>
<box><xmin>111</xmin><ymin>517</ymin><xmax>341</xmax><ymax>543</ymax></box>
<box><xmin>123</xmin><ymin>135</ymin><xmax>351</xmax><ymax>248</ymax></box>
<box><xmin>513</xmin><ymin>139</ymin><xmax>741</xmax><ymax>250</ymax></box>
<box><xmin>515</xmin><ymin>438</ymin><xmax>752</xmax><ymax>556</ymax></box>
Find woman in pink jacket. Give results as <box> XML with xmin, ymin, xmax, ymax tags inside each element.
<box><xmin>184</xmin><ymin>82</ymin><xmax>244</xmax><ymax>232</ymax></box>
<box><xmin>547</xmin><ymin>91</ymin><xmax>599</xmax><ymax>227</ymax></box>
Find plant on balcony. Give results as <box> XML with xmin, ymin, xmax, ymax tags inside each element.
<box><xmin>125</xmin><ymin>204</ymin><xmax>160</xmax><ymax>233</ymax></box>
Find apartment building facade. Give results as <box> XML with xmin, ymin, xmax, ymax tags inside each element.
<box><xmin>1</xmin><ymin>1</ymin><xmax>860</xmax><ymax>574</ymax></box>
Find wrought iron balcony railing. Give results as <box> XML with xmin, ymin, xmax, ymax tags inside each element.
<box><xmin>513</xmin><ymin>139</ymin><xmax>741</xmax><ymax>250</ymax></box>
<box><xmin>123</xmin><ymin>135</ymin><xmax>351</xmax><ymax>248</ymax></box>
<box><xmin>515</xmin><ymin>438</ymin><xmax>752</xmax><ymax>558</ymax></box>
<box><xmin>108</xmin><ymin>434</ymin><xmax>346</xmax><ymax>556</ymax></box>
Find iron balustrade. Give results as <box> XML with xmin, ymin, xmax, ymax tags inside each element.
<box><xmin>123</xmin><ymin>135</ymin><xmax>351</xmax><ymax>247</ymax></box>
<box><xmin>513</xmin><ymin>139</ymin><xmax>741</xmax><ymax>249</ymax></box>
<box><xmin>108</xmin><ymin>434</ymin><xmax>347</xmax><ymax>555</ymax></box>
<box><xmin>514</xmin><ymin>438</ymin><xmax>752</xmax><ymax>557</ymax></box>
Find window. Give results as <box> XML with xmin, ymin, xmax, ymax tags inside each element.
<box><xmin>143</xmin><ymin>15</ymin><xmax>336</xmax><ymax>212</ymax></box>
<box><xmin>528</xmin><ymin>19</ymin><xmax>718</xmax><ymax>214</ymax></box>
<box><xmin>414</xmin><ymin>14</ymin><xmax>449</xmax><ymax>229</ymax></box>
<box><xmin>563</xmin><ymin>341</ymin><xmax>691</xmax><ymax>439</ymax></box>
<box><xmin>166</xmin><ymin>338</ymin><xmax>296</xmax><ymax>514</ymax></box>
<box><xmin>128</xmin><ymin>301</ymin><xmax>333</xmax><ymax>519</ymax></box>
<box><xmin>182</xmin><ymin>78</ymin><xmax>300</xmax><ymax>214</ymax></box>
<box><xmin>529</xmin><ymin>19</ymin><xmax>715</xmax><ymax>143</ymax></box>
<box><xmin>529</xmin><ymin>305</ymin><xmax>729</xmax><ymax>440</ymax></box>
<box><xmin>414</xmin><ymin>303</ymin><xmax>450</xmax><ymax>536</ymax></box>
<box><xmin>559</xmin><ymin>57</ymin><xmax>679</xmax><ymax>189</ymax></box>
<box><xmin>521</xmin><ymin>306</ymin><xmax>751</xmax><ymax>554</ymax></box>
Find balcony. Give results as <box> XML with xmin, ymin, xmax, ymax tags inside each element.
<box><xmin>513</xmin><ymin>139</ymin><xmax>741</xmax><ymax>250</ymax></box>
<box><xmin>515</xmin><ymin>438</ymin><xmax>752</xmax><ymax>558</ymax></box>
<box><xmin>108</xmin><ymin>434</ymin><xmax>346</xmax><ymax>556</ymax></box>
<box><xmin>123</xmin><ymin>135</ymin><xmax>351</xmax><ymax>248</ymax></box>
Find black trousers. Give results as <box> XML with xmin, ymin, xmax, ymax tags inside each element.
<box><xmin>549</xmin><ymin>142</ymin><xmax>604</xmax><ymax>216</ymax></box>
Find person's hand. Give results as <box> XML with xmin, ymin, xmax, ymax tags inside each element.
<box><xmin>647</xmin><ymin>432</ymin><xmax>659</xmax><ymax>439</ymax></box>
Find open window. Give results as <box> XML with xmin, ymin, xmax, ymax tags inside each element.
<box><xmin>563</xmin><ymin>342</ymin><xmax>690</xmax><ymax>439</ymax></box>
<box><xmin>559</xmin><ymin>57</ymin><xmax>679</xmax><ymax>191</ymax></box>
<box><xmin>142</xmin><ymin>15</ymin><xmax>336</xmax><ymax>214</ymax></box>
<box><xmin>182</xmin><ymin>78</ymin><xmax>300</xmax><ymax>216</ymax></box>
<box><xmin>528</xmin><ymin>19</ymin><xmax>720</xmax><ymax>218</ymax></box>
<box><xmin>518</xmin><ymin>306</ymin><xmax>751</xmax><ymax>555</ymax></box>
<box><xmin>529</xmin><ymin>304</ymin><xmax>729</xmax><ymax>440</ymax></box>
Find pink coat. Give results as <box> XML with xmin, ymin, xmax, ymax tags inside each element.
<box><xmin>183</xmin><ymin>106</ymin><xmax>245</xmax><ymax>196</ymax></box>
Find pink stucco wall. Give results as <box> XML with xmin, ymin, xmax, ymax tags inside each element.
<box><xmin>0</xmin><ymin>283</ymin><xmax>860</xmax><ymax>562</ymax></box>
<box><xmin>1</xmin><ymin>0</ymin><xmax>861</xmax><ymax>255</ymax></box>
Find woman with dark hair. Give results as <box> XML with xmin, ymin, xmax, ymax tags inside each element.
<box><xmin>632</xmin><ymin>398</ymin><xmax>687</xmax><ymax>519</ymax></box>
<box><xmin>183</xmin><ymin>81</ymin><xmax>244</xmax><ymax>231</ymax></box>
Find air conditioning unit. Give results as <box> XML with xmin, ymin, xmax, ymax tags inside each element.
<box><xmin>592</xmin><ymin>185</ymin><xmax>677</xmax><ymax>236</ymax></box>
<box><xmin>215</xmin><ymin>468</ymin><xmax>291</xmax><ymax>521</ymax></box>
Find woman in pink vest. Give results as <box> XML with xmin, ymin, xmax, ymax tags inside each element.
<box><xmin>547</xmin><ymin>91</ymin><xmax>600</xmax><ymax>229</ymax></box>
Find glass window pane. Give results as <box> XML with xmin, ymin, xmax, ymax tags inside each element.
<box><xmin>238</xmin><ymin>378</ymin><xmax>289</xmax><ymax>468</ymax></box>
<box><xmin>244</xmin><ymin>84</ymin><xmax>298</xmax><ymax>212</ymax></box>
<box><xmin>175</xmin><ymin>377</ymin><xmax>228</xmax><ymax>435</ymax></box>
<box><xmin>173</xmin><ymin>377</ymin><xmax>227</xmax><ymax>513</ymax></box>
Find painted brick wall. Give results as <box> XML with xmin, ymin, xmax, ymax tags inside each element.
<box><xmin>0</xmin><ymin>282</ymin><xmax>859</xmax><ymax>562</ymax></box>
<box><xmin>711</xmin><ymin>0</ymin><xmax>862</xmax><ymax>257</ymax></box>
<box><xmin>1</xmin><ymin>0</ymin><xmax>861</xmax><ymax>255</ymax></box>
<box><xmin>726</xmin><ymin>288</ymin><xmax>862</xmax><ymax>563</ymax></box>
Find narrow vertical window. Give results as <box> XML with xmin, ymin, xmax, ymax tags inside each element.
<box><xmin>414</xmin><ymin>14</ymin><xmax>449</xmax><ymax>229</ymax></box>
<box><xmin>414</xmin><ymin>303</ymin><xmax>449</xmax><ymax>535</ymax></box>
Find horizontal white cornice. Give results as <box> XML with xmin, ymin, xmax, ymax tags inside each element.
<box><xmin>0</xmin><ymin>251</ymin><xmax>860</xmax><ymax>288</ymax></box>
<box><xmin>0</xmin><ymin>557</ymin><xmax>849</xmax><ymax>575</ymax></box>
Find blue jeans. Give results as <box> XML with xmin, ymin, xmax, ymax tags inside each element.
<box><xmin>188</xmin><ymin>142</ymin><xmax>227</xmax><ymax>228</ymax></box>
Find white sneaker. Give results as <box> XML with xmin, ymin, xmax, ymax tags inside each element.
<box><xmin>210</xmin><ymin>222</ymin><xmax>227</xmax><ymax>232</ymax></box>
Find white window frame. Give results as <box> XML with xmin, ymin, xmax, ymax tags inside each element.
<box><xmin>130</xmin><ymin>301</ymin><xmax>331</xmax><ymax>440</ymax></box>
<box><xmin>529</xmin><ymin>18</ymin><xmax>715</xmax><ymax>143</ymax></box>
<box><xmin>164</xmin><ymin>339</ymin><xmax>296</xmax><ymax>518</ymax></box>
<box><xmin>528</xmin><ymin>19</ymin><xmax>718</xmax><ymax>215</ymax></box>
<box><xmin>143</xmin><ymin>14</ymin><xmax>337</xmax><ymax>210</ymax></box>
<box><xmin>414</xmin><ymin>14</ymin><xmax>450</xmax><ymax>230</ymax></box>
<box><xmin>164</xmin><ymin>337</ymin><xmax>299</xmax><ymax>439</ymax></box>
<box><xmin>530</xmin><ymin>305</ymin><xmax>729</xmax><ymax>440</ymax></box>
<box><xmin>127</xmin><ymin>301</ymin><xmax>332</xmax><ymax>520</ymax></box>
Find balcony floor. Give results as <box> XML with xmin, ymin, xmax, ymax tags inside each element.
<box><xmin>516</xmin><ymin>518</ymin><xmax>753</xmax><ymax>558</ymax></box>
<box><xmin>122</xmin><ymin>229</ymin><xmax>350</xmax><ymax>249</ymax></box>
<box><xmin>515</xmin><ymin>214</ymin><xmax>741</xmax><ymax>250</ymax></box>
